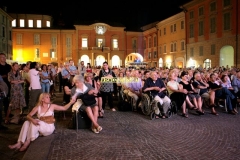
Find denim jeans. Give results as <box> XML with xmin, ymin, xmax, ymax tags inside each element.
<box><xmin>215</xmin><ymin>87</ymin><xmax>235</xmax><ymax>111</ymax></box>
<box><xmin>41</xmin><ymin>82</ymin><xmax>50</xmax><ymax>93</ymax></box>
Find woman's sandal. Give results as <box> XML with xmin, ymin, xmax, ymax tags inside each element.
<box><xmin>98</xmin><ymin>110</ymin><xmax>103</xmax><ymax>118</ymax></box>
<box><xmin>196</xmin><ymin>110</ymin><xmax>205</xmax><ymax>115</ymax></box>
<box><xmin>189</xmin><ymin>106</ymin><xmax>198</xmax><ymax>110</ymax></box>
<box><xmin>97</xmin><ymin>126</ymin><xmax>102</xmax><ymax>132</ymax></box>
<box><xmin>181</xmin><ymin>113</ymin><xmax>188</xmax><ymax>118</ymax></box>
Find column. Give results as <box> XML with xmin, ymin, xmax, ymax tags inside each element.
<box><xmin>91</xmin><ymin>52</ymin><xmax>94</xmax><ymax>65</ymax></box>
<box><xmin>108</xmin><ymin>52</ymin><xmax>110</xmax><ymax>64</ymax></box>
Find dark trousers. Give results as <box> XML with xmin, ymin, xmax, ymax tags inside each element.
<box><xmin>101</xmin><ymin>91</ymin><xmax>113</xmax><ymax>109</ymax></box>
<box><xmin>58</xmin><ymin>73</ymin><xmax>63</xmax><ymax>92</ymax></box>
<box><xmin>0</xmin><ymin>99</ymin><xmax>3</xmax><ymax>124</ymax></box>
<box><xmin>28</xmin><ymin>89</ymin><xmax>42</xmax><ymax>112</ymax></box>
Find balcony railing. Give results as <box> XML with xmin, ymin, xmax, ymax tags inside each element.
<box><xmin>91</xmin><ymin>47</ymin><xmax>110</xmax><ymax>51</ymax></box>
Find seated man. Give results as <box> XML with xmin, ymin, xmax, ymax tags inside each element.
<box><xmin>127</xmin><ymin>70</ymin><xmax>142</xmax><ymax>110</ymax></box>
<box><xmin>121</xmin><ymin>69</ymin><xmax>131</xmax><ymax>99</ymax></box>
<box><xmin>142</xmin><ymin>71</ymin><xmax>171</xmax><ymax>119</ymax></box>
<box><xmin>208</xmin><ymin>73</ymin><xmax>236</xmax><ymax>115</ymax></box>
<box><xmin>232</xmin><ymin>71</ymin><xmax>240</xmax><ymax>98</ymax></box>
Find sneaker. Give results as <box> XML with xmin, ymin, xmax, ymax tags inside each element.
<box><xmin>111</xmin><ymin>108</ymin><xmax>116</xmax><ymax>111</ymax></box>
<box><xmin>219</xmin><ymin>105</ymin><xmax>224</xmax><ymax>108</ymax></box>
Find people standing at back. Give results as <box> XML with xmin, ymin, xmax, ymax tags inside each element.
<box><xmin>78</xmin><ymin>61</ymin><xmax>86</xmax><ymax>77</ymax></box>
<box><xmin>86</xmin><ymin>63</ymin><xmax>92</xmax><ymax>73</ymax></box>
<box><xmin>69</xmin><ymin>60</ymin><xmax>78</xmax><ymax>77</ymax></box>
<box><xmin>40</xmin><ymin>64</ymin><xmax>51</xmax><ymax>93</ymax></box>
<box><xmin>0</xmin><ymin>53</ymin><xmax>12</xmax><ymax>116</ymax></box>
<box><xmin>28</xmin><ymin>62</ymin><xmax>42</xmax><ymax>112</ymax></box>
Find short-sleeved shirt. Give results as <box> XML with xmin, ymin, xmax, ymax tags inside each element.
<box><xmin>61</xmin><ymin>68</ymin><xmax>70</xmax><ymax>79</ymax></box>
<box><xmin>29</xmin><ymin>69</ymin><xmax>41</xmax><ymax>89</ymax></box>
<box><xmin>192</xmin><ymin>80</ymin><xmax>208</xmax><ymax>95</ymax></box>
<box><xmin>167</xmin><ymin>80</ymin><xmax>179</xmax><ymax>95</ymax></box>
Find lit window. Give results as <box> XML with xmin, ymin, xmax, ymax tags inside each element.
<box><xmin>35</xmin><ymin>48</ymin><xmax>40</xmax><ymax>58</ymax></box>
<box><xmin>28</xmin><ymin>20</ymin><xmax>33</xmax><ymax>27</ymax></box>
<box><xmin>20</xmin><ymin>19</ymin><xmax>24</xmax><ymax>27</ymax></box>
<box><xmin>51</xmin><ymin>37</ymin><xmax>57</xmax><ymax>48</ymax></box>
<box><xmin>50</xmin><ymin>49</ymin><xmax>55</xmax><ymax>58</ymax></box>
<box><xmin>46</xmin><ymin>21</ymin><xmax>50</xmax><ymax>27</ymax></box>
<box><xmin>82</xmin><ymin>38</ymin><xmax>88</xmax><ymax>47</ymax></box>
<box><xmin>37</xmin><ymin>20</ymin><xmax>41</xmax><ymax>28</ymax></box>
<box><xmin>97</xmin><ymin>39</ymin><xmax>103</xmax><ymax>47</ymax></box>
<box><xmin>113</xmin><ymin>39</ymin><xmax>118</xmax><ymax>49</ymax></box>
<box><xmin>12</xmin><ymin>19</ymin><xmax>16</xmax><ymax>27</ymax></box>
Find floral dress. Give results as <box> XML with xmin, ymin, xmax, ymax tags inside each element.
<box><xmin>8</xmin><ymin>70</ymin><xmax>26</xmax><ymax>110</ymax></box>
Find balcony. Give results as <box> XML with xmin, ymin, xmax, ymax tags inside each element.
<box><xmin>91</xmin><ymin>47</ymin><xmax>110</xmax><ymax>51</ymax></box>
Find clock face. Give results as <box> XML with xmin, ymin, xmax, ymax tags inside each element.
<box><xmin>96</xmin><ymin>25</ymin><xmax>106</xmax><ymax>34</ymax></box>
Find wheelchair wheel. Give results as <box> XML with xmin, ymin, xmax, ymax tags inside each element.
<box><xmin>141</xmin><ymin>93</ymin><xmax>152</xmax><ymax>116</ymax></box>
<box><xmin>166</xmin><ymin>109</ymin><xmax>172</xmax><ymax>118</ymax></box>
<box><xmin>150</xmin><ymin>112</ymin><xmax>155</xmax><ymax>120</ymax></box>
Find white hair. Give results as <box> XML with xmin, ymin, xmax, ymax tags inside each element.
<box><xmin>73</xmin><ymin>75</ymin><xmax>84</xmax><ymax>83</ymax></box>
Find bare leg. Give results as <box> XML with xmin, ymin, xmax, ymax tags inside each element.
<box><xmin>185</xmin><ymin>96</ymin><xmax>194</xmax><ymax>108</ymax></box>
<box><xmin>197</xmin><ymin>98</ymin><xmax>203</xmax><ymax>111</ymax></box>
<box><xmin>85</xmin><ymin>107</ymin><xmax>99</xmax><ymax>128</ymax></box>
<box><xmin>5</xmin><ymin>108</ymin><xmax>11</xmax><ymax>124</ymax></box>
<box><xmin>192</xmin><ymin>98</ymin><xmax>198</xmax><ymax>109</ymax></box>
<box><xmin>19</xmin><ymin>139</ymin><xmax>30</xmax><ymax>152</ymax></box>
<box><xmin>209</xmin><ymin>91</ymin><xmax>215</xmax><ymax>106</ymax></box>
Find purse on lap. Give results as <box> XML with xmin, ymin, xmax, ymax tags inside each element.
<box><xmin>79</xmin><ymin>93</ymin><xmax>96</xmax><ymax>106</ymax></box>
<box><xmin>39</xmin><ymin>104</ymin><xmax>55</xmax><ymax>124</ymax></box>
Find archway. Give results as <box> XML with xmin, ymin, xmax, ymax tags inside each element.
<box><xmin>159</xmin><ymin>58</ymin><xmax>163</xmax><ymax>67</ymax></box>
<box><xmin>175</xmin><ymin>57</ymin><xmax>184</xmax><ymax>68</ymax></box>
<box><xmin>203</xmin><ymin>59</ymin><xmax>211</xmax><ymax>69</ymax></box>
<box><xmin>220</xmin><ymin>45</ymin><xmax>234</xmax><ymax>67</ymax></box>
<box><xmin>112</xmin><ymin>55</ymin><xmax>120</xmax><ymax>67</ymax></box>
<box><xmin>79</xmin><ymin>55</ymin><xmax>90</xmax><ymax>65</ymax></box>
<box><xmin>96</xmin><ymin>55</ymin><xmax>105</xmax><ymax>66</ymax></box>
<box><xmin>125</xmin><ymin>53</ymin><xmax>143</xmax><ymax>65</ymax></box>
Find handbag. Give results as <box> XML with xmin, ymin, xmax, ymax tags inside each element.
<box><xmin>39</xmin><ymin>104</ymin><xmax>55</xmax><ymax>124</ymax></box>
<box><xmin>79</xmin><ymin>93</ymin><xmax>96</xmax><ymax>106</ymax></box>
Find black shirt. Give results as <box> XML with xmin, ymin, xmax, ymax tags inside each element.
<box><xmin>179</xmin><ymin>81</ymin><xmax>193</xmax><ymax>91</ymax></box>
<box><xmin>0</xmin><ymin>63</ymin><xmax>11</xmax><ymax>86</ymax></box>
<box><xmin>142</xmin><ymin>77</ymin><xmax>166</xmax><ymax>98</ymax></box>
<box><xmin>192</xmin><ymin>80</ymin><xmax>208</xmax><ymax>95</ymax></box>
<box><xmin>208</xmin><ymin>81</ymin><xmax>222</xmax><ymax>90</ymax></box>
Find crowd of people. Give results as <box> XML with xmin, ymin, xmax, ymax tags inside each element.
<box><xmin>1</xmin><ymin>51</ymin><xmax>240</xmax><ymax>151</ymax></box>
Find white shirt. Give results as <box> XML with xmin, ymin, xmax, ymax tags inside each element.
<box><xmin>29</xmin><ymin>69</ymin><xmax>41</xmax><ymax>89</ymax></box>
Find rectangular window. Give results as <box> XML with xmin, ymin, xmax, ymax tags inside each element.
<box><xmin>97</xmin><ymin>39</ymin><xmax>103</xmax><ymax>47</ymax></box>
<box><xmin>46</xmin><ymin>21</ymin><xmax>50</xmax><ymax>27</ymax></box>
<box><xmin>210</xmin><ymin>1</ymin><xmax>216</xmax><ymax>11</ymax></box>
<box><xmin>2</xmin><ymin>26</ymin><xmax>5</xmax><ymax>37</ymax></box>
<box><xmin>20</xmin><ymin>19</ymin><xmax>24</xmax><ymax>27</ymax></box>
<box><xmin>144</xmin><ymin>39</ymin><xmax>146</xmax><ymax>49</ymax></box>
<box><xmin>174</xmin><ymin>43</ymin><xmax>177</xmax><ymax>52</ymax></box>
<box><xmin>9</xmin><ymin>31</ymin><xmax>12</xmax><ymax>40</ymax></box>
<box><xmin>164</xmin><ymin>28</ymin><xmax>166</xmax><ymax>35</ymax></box>
<box><xmin>148</xmin><ymin>52</ymin><xmax>151</xmax><ymax>59</ymax></box>
<box><xmin>35</xmin><ymin>48</ymin><xmax>40</xmax><ymax>58</ymax></box>
<box><xmin>171</xmin><ymin>25</ymin><xmax>173</xmax><ymax>33</ymax></box>
<box><xmin>12</xmin><ymin>19</ymin><xmax>16</xmax><ymax>27</ymax></box>
<box><xmin>51</xmin><ymin>37</ymin><xmax>57</xmax><ymax>48</ymax></box>
<box><xmin>154</xmin><ymin>51</ymin><xmax>157</xmax><ymax>58</ymax></box>
<box><xmin>223</xmin><ymin>0</ymin><xmax>231</xmax><ymax>7</ymax></box>
<box><xmin>28</xmin><ymin>20</ymin><xmax>33</xmax><ymax>27</ymax></box>
<box><xmin>210</xmin><ymin>17</ymin><xmax>216</xmax><ymax>33</ymax></box>
<box><xmin>148</xmin><ymin>37</ymin><xmax>151</xmax><ymax>48</ymax></box>
<box><xmin>50</xmin><ymin>49</ymin><xmax>56</xmax><ymax>58</ymax></box>
<box><xmin>181</xmin><ymin>21</ymin><xmax>184</xmax><ymax>29</ymax></box>
<box><xmin>190</xmin><ymin>24</ymin><xmax>194</xmax><ymax>38</ymax></box>
<box><xmin>113</xmin><ymin>39</ymin><xmax>118</xmax><ymax>49</ymax></box>
<box><xmin>190</xmin><ymin>48</ymin><xmax>194</xmax><ymax>57</ymax></box>
<box><xmin>17</xmin><ymin>34</ymin><xmax>22</xmax><ymax>45</ymax></box>
<box><xmin>132</xmin><ymin>39</ymin><xmax>137</xmax><ymax>50</ymax></box>
<box><xmin>190</xmin><ymin>11</ymin><xmax>194</xmax><ymax>19</ymax></box>
<box><xmin>223</xmin><ymin>12</ymin><xmax>231</xmax><ymax>30</ymax></box>
<box><xmin>159</xmin><ymin>46</ymin><xmax>162</xmax><ymax>54</ymax></box>
<box><xmin>199</xmin><ymin>7</ymin><xmax>204</xmax><ymax>16</ymax></box>
<box><xmin>159</xmin><ymin>30</ymin><xmax>161</xmax><ymax>36</ymax></box>
<box><xmin>174</xmin><ymin>24</ymin><xmax>176</xmax><ymax>32</ymax></box>
<box><xmin>171</xmin><ymin>43</ymin><xmax>173</xmax><ymax>52</ymax></box>
<box><xmin>66</xmin><ymin>37</ymin><xmax>72</xmax><ymax>57</ymax></box>
<box><xmin>199</xmin><ymin>21</ymin><xmax>204</xmax><ymax>36</ymax></box>
<box><xmin>34</xmin><ymin>34</ymin><xmax>40</xmax><ymax>45</ymax></box>
<box><xmin>181</xmin><ymin>41</ymin><xmax>185</xmax><ymax>50</ymax></box>
<box><xmin>82</xmin><ymin>38</ymin><xmax>88</xmax><ymax>47</ymax></box>
<box><xmin>211</xmin><ymin>44</ymin><xmax>216</xmax><ymax>55</ymax></box>
<box><xmin>164</xmin><ymin>45</ymin><xmax>166</xmax><ymax>53</ymax></box>
<box><xmin>37</xmin><ymin>20</ymin><xmax>41</xmax><ymax>28</ymax></box>
<box><xmin>154</xmin><ymin>37</ymin><xmax>157</xmax><ymax>47</ymax></box>
<box><xmin>199</xmin><ymin>46</ymin><xmax>203</xmax><ymax>56</ymax></box>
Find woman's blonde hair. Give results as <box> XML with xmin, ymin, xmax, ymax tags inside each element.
<box><xmin>84</xmin><ymin>72</ymin><xmax>93</xmax><ymax>80</ymax></box>
<box><xmin>36</xmin><ymin>92</ymin><xmax>51</xmax><ymax>106</ymax></box>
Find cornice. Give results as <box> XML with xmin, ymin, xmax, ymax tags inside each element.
<box><xmin>181</xmin><ymin>0</ymin><xmax>205</xmax><ymax>8</ymax></box>
<box><xmin>12</xmin><ymin>28</ymin><xmax>75</xmax><ymax>33</ymax></box>
<box><xmin>0</xmin><ymin>8</ymin><xmax>14</xmax><ymax>20</ymax></box>
<box><xmin>157</xmin><ymin>12</ymin><xmax>185</xmax><ymax>27</ymax></box>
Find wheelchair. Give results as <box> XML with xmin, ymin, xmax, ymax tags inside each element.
<box><xmin>141</xmin><ymin>91</ymin><xmax>177</xmax><ymax>120</ymax></box>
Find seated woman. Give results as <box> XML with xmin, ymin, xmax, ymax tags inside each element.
<box><xmin>84</xmin><ymin>73</ymin><xmax>103</xmax><ymax>118</ymax></box>
<box><xmin>8</xmin><ymin>93</ymin><xmax>75</xmax><ymax>151</ymax></box>
<box><xmin>71</xmin><ymin>75</ymin><xmax>102</xmax><ymax>133</ymax></box>
<box><xmin>179</xmin><ymin>71</ymin><xmax>204</xmax><ymax>115</ymax></box>
<box><xmin>167</xmin><ymin>70</ymin><xmax>191</xmax><ymax>118</ymax></box>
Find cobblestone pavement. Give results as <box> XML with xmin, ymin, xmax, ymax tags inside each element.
<box><xmin>1</xmin><ymin>91</ymin><xmax>240</xmax><ymax>160</ymax></box>
<box><xmin>48</xmin><ymin>108</ymin><xmax>240</xmax><ymax>160</ymax></box>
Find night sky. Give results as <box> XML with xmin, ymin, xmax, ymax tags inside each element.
<box><xmin>1</xmin><ymin>0</ymin><xmax>191</xmax><ymax>31</ymax></box>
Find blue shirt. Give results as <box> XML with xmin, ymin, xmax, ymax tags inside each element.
<box><xmin>61</xmin><ymin>68</ymin><xmax>70</xmax><ymax>79</ymax></box>
<box><xmin>142</xmin><ymin>77</ymin><xmax>166</xmax><ymax>98</ymax></box>
<box><xmin>232</xmin><ymin>77</ymin><xmax>240</xmax><ymax>93</ymax></box>
<box><xmin>129</xmin><ymin>78</ymin><xmax>142</xmax><ymax>91</ymax></box>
